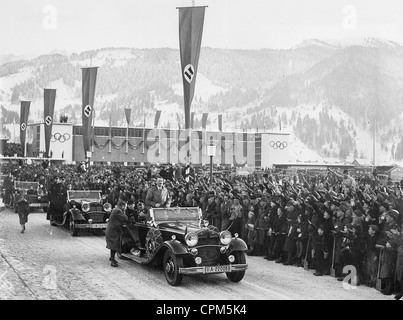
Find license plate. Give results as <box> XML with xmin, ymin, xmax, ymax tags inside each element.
<box><xmin>204</xmin><ymin>265</ymin><xmax>231</xmax><ymax>273</ymax></box>
<box><xmin>29</xmin><ymin>203</ymin><xmax>42</xmax><ymax>207</ymax></box>
<box><xmin>90</xmin><ymin>223</ymin><xmax>106</xmax><ymax>228</ymax></box>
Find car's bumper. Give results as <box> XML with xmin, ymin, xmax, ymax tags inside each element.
<box><xmin>179</xmin><ymin>264</ymin><xmax>248</xmax><ymax>275</ymax></box>
<box><xmin>74</xmin><ymin>223</ymin><xmax>107</xmax><ymax>229</ymax></box>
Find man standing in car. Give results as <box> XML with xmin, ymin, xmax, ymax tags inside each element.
<box><xmin>145</xmin><ymin>177</ymin><xmax>171</xmax><ymax>209</ymax></box>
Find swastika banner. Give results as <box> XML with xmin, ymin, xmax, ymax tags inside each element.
<box><xmin>178</xmin><ymin>6</ymin><xmax>206</xmax><ymax>129</ymax></box>
<box><xmin>20</xmin><ymin>100</ymin><xmax>31</xmax><ymax>156</ymax></box>
<box><xmin>82</xmin><ymin>67</ymin><xmax>98</xmax><ymax>155</ymax></box>
<box><xmin>44</xmin><ymin>89</ymin><xmax>56</xmax><ymax>158</ymax></box>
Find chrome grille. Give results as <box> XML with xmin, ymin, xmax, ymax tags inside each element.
<box><xmin>197</xmin><ymin>247</ymin><xmax>220</xmax><ymax>266</ymax></box>
<box><xmin>197</xmin><ymin>234</ymin><xmax>220</xmax><ymax>246</ymax></box>
<box><xmin>88</xmin><ymin>213</ymin><xmax>105</xmax><ymax>223</ymax></box>
<box><xmin>89</xmin><ymin>203</ymin><xmax>103</xmax><ymax>212</ymax></box>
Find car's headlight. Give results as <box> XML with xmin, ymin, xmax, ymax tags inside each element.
<box><xmin>82</xmin><ymin>202</ymin><xmax>90</xmax><ymax>212</ymax></box>
<box><xmin>103</xmin><ymin>203</ymin><xmax>112</xmax><ymax>213</ymax></box>
<box><xmin>185</xmin><ymin>232</ymin><xmax>198</xmax><ymax>247</ymax></box>
<box><xmin>220</xmin><ymin>231</ymin><xmax>232</xmax><ymax>245</ymax></box>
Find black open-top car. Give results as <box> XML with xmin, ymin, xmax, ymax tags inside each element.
<box><xmin>119</xmin><ymin>207</ymin><xmax>248</xmax><ymax>286</ymax></box>
<box><xmin>50</xmin><ymin>190</ymin><xmax>112</xmax><ymax>236</ymax></box>
<box><xmin>13</xmin><ymin>181</ymin><xmax>49</xmax><ymax>212</ymax></box>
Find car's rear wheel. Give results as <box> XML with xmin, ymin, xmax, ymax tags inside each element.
<box><xmin>163</xmin><ymin>250</ymin><xmax>183</xmax><ymax>286</ymax></box>
<box><xmin>69</xmin><ymin>215</ymin><xmax>79</xmax><ymax>237</ymax></box>
<box><xmin>226</xmin><ymin>251</ymin><xmax>246</xmax><ymax>282</ymax></box>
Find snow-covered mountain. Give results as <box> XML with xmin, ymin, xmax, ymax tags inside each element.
<box><xmin>1</xmin><ymin>38</ymin><xmax>403</xmax><ymax>165</ymax></box>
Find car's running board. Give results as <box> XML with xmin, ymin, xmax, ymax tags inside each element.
<box><xmin>120</xmin><ymin>252</ymin><xmax>150</xmax><ymax>264</ymax></box>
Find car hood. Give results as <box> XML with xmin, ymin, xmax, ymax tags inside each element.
<box><xmin>69</xmin><ymin>198</ymin><xmax>100</xmax><ymax>203</ymax></box>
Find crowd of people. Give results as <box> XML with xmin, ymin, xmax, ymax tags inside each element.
<box><xmin>1</xmin><ymin>160</ymin><xmax>403</xmax><ymax>299</ymax></box>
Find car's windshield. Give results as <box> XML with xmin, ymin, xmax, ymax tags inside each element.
<box><xmin>68</xmin><ymin>190</ymin><xmax>100</xmax><ymax>201</ymax></box>
<box><xmin>152</xmin><ymin>207</ymin><xmax>200</xmax><ymax>222</ymax></box>
<box><xmin>14</xmin><ymin>181</ymin><xmax>38</xmax><ymax>189</ymax></box>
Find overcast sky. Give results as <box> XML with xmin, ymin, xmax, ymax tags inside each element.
<box><xmin>1</xmin><ymin>0</ymin><xmax>403</xmax><ymax>56</ymax></box>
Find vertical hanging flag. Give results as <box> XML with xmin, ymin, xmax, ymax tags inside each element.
<box><xmin>218</xmin><ymin>114</ymin><xmax>223</xmax><ymax>132</ymax></box>
<box><xmin>108</xmin><ymin>113</ymin><xmax>112</xmax><ymax>153</ymax></box>
<box><xmin>44</xmin><ymin>89</ymin><xmax>56</xmax><ymax>158</ymax></box>
<box><xmin>124</xmin><ymin>108</ymin><xmax>132</xmax><ymax>126</ymax></box>
<box><xmin>82</xmin><ymin>67</ymin><xmax>98</xmax><ymax>155</ymax></box>
<box><xmin>124</xmin><ymin>108</ymin><xmax>131</xmax><ymax>153</ymax></box>
<box><xmin>201</xmin><ymin>112</ymin><xmax>208</xmax><ymax>130</ymax></box>
<box><xmin>20</xmin><ymin>101</ymin><xmax>31</xmax><ymax>157</ymax></box>
<box><xmin>154</xmin><ymin>110</ymin><xmax>162</xmax><ymax>128</ymax></box>
<box><xmin>178</xmin><ymin>6</ymin><xmax>207</xmax><ymax>129</ymax></box>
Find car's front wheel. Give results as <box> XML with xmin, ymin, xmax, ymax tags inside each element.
<box><xmin>226</xmin><ymin>251</ymin><xmax>246</xmax><ymax>282</ymax></box>
<box><xmin>163</xmin><ymin>250</ymin><xmax>183</xmax><ymax>286</ymax></box>
<box><xmin>69</xmin><ymin>215</ymin><xmax>79</xmax><ymax>237</ymax></box>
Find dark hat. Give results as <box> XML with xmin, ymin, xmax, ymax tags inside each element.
<box><xmin>250</xmin><ymin>195</ymin><xmax>257</xmax><ymax>200</ymax></box>
<box><xmin>345</xmin><ymin>223</ymin><xmax>353</xmax><ymax>231</ymax></box>
<box><xmin>380</xmin><ymin>202</ymin><xmax>390</xmax><ymax>211</ymax></box>
<box><xmin>208</xmin><ymin>191</ymin><xmax>215</xmax><ymax>198</ymax></box>
<box><xmin>127</xmin><ymin>199</ymin><xmax>134</xmax><ymax>205</ymax></box>
<box><xmin>353</xmin><ymin>210</ymin><xmax>363</xmax><ymax>217</ymax></box>
<box><xmin>260</xmin><ymin>196</ymin><xmax>268</xmax><ymax>203</ymax></box>
<box><xmin>286</xmin><ymin>200</ymin><xmax>294</xmax><ymax>207</ymax></box>
<box><xmin>343</xmin><ymin>170</ymin><xmax>349</xmax><ymax>174</ymax></box>
<box><xmin>331</xmin><ymin>200</ymin><xmax>340</xmax><ymax>207</ymax></box>
<box><xmin>369</xmin><ymin>224</ymin><xmax>379</xmax><ymax>232</ymax></box>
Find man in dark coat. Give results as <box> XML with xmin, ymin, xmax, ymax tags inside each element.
<box><xmin>220</xmin><ymin>194</ymin><xmax>232</xmax><ymax>231</ymax></box>
<box><xmin>251</xmin><ymin>196</ymin><xmax>269</xmax><ymax>256</ymax></box>
<box><xmin>17</xmin><ymin>191</ymin><xmax>30</xmax><ymax>233</ymax></box>
<box><xmin>282</xmin><ymin>200</ymin><xmax>301</xmax><ymax>265</ymax></box>
<box><xmin>273</xmin><ymin>206</ymin><xmax>288</xmax><ymax>263</ymax></box>
<box><xmin>203</xmin><ymin>194</ymin><xmax>216</xmax><ymax>226</ymax></box>
<box><xmin>3</xmin><ymin>173</ymin><xmax>14</xmax><ymax>206</ymax></box>
<box><xmin>312</xmin><ymin>225</ymin><xmax>329</xmax><ymax>276</ymax></box>
<box><xmin>105</xmin><ymin>200</ymin><xmax>128</xmax><ymax>267</ymax></box>
<box><xmin>364</xmin><ymin>224</ymin><xmax>380</xmax><ymax>287</ymax></box>
<box><xmin>376</xmin><ymin>210</ymin><xmax>399</xmax><ymax>295</ymax></box>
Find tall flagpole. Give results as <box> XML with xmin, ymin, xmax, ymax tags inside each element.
<box><xmin>13</xmin><ymin>116</ymin><xmax>16</xmax><ymax>143</ymax></box>
<box><xmin>91</xmin><ymin>108</ymin><xmax>95</xmax><ymax>153</ymax></box>
<box><xmin>126</xmin><ymin>113</ymin><xmax>129</xmax><ymax>154</ymax></box>
<box><xmin>108</xmin><ymin>113</ymin><xmax>112</xmax><ymax>153</ymax></box>
<box><xmin>142</xmin><ymin>106</ymin><xmax>146</xmax><ymax>154</ymax></box>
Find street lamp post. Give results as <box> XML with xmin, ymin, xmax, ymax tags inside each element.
<box><xmin>207</xmin><ymin>143</ymin><xmax>216</xmax><ymax>188</ymax></box>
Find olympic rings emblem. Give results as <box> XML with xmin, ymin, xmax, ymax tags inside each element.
<box><xmin>269</xmin><ymin>141</ymin><xmax>288</xmax><ymax>150</ymax></box>
<box><xmin>51</xmin><ymin>133</ymin><xmax>71</xmax><ymax>143</ymax></box>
